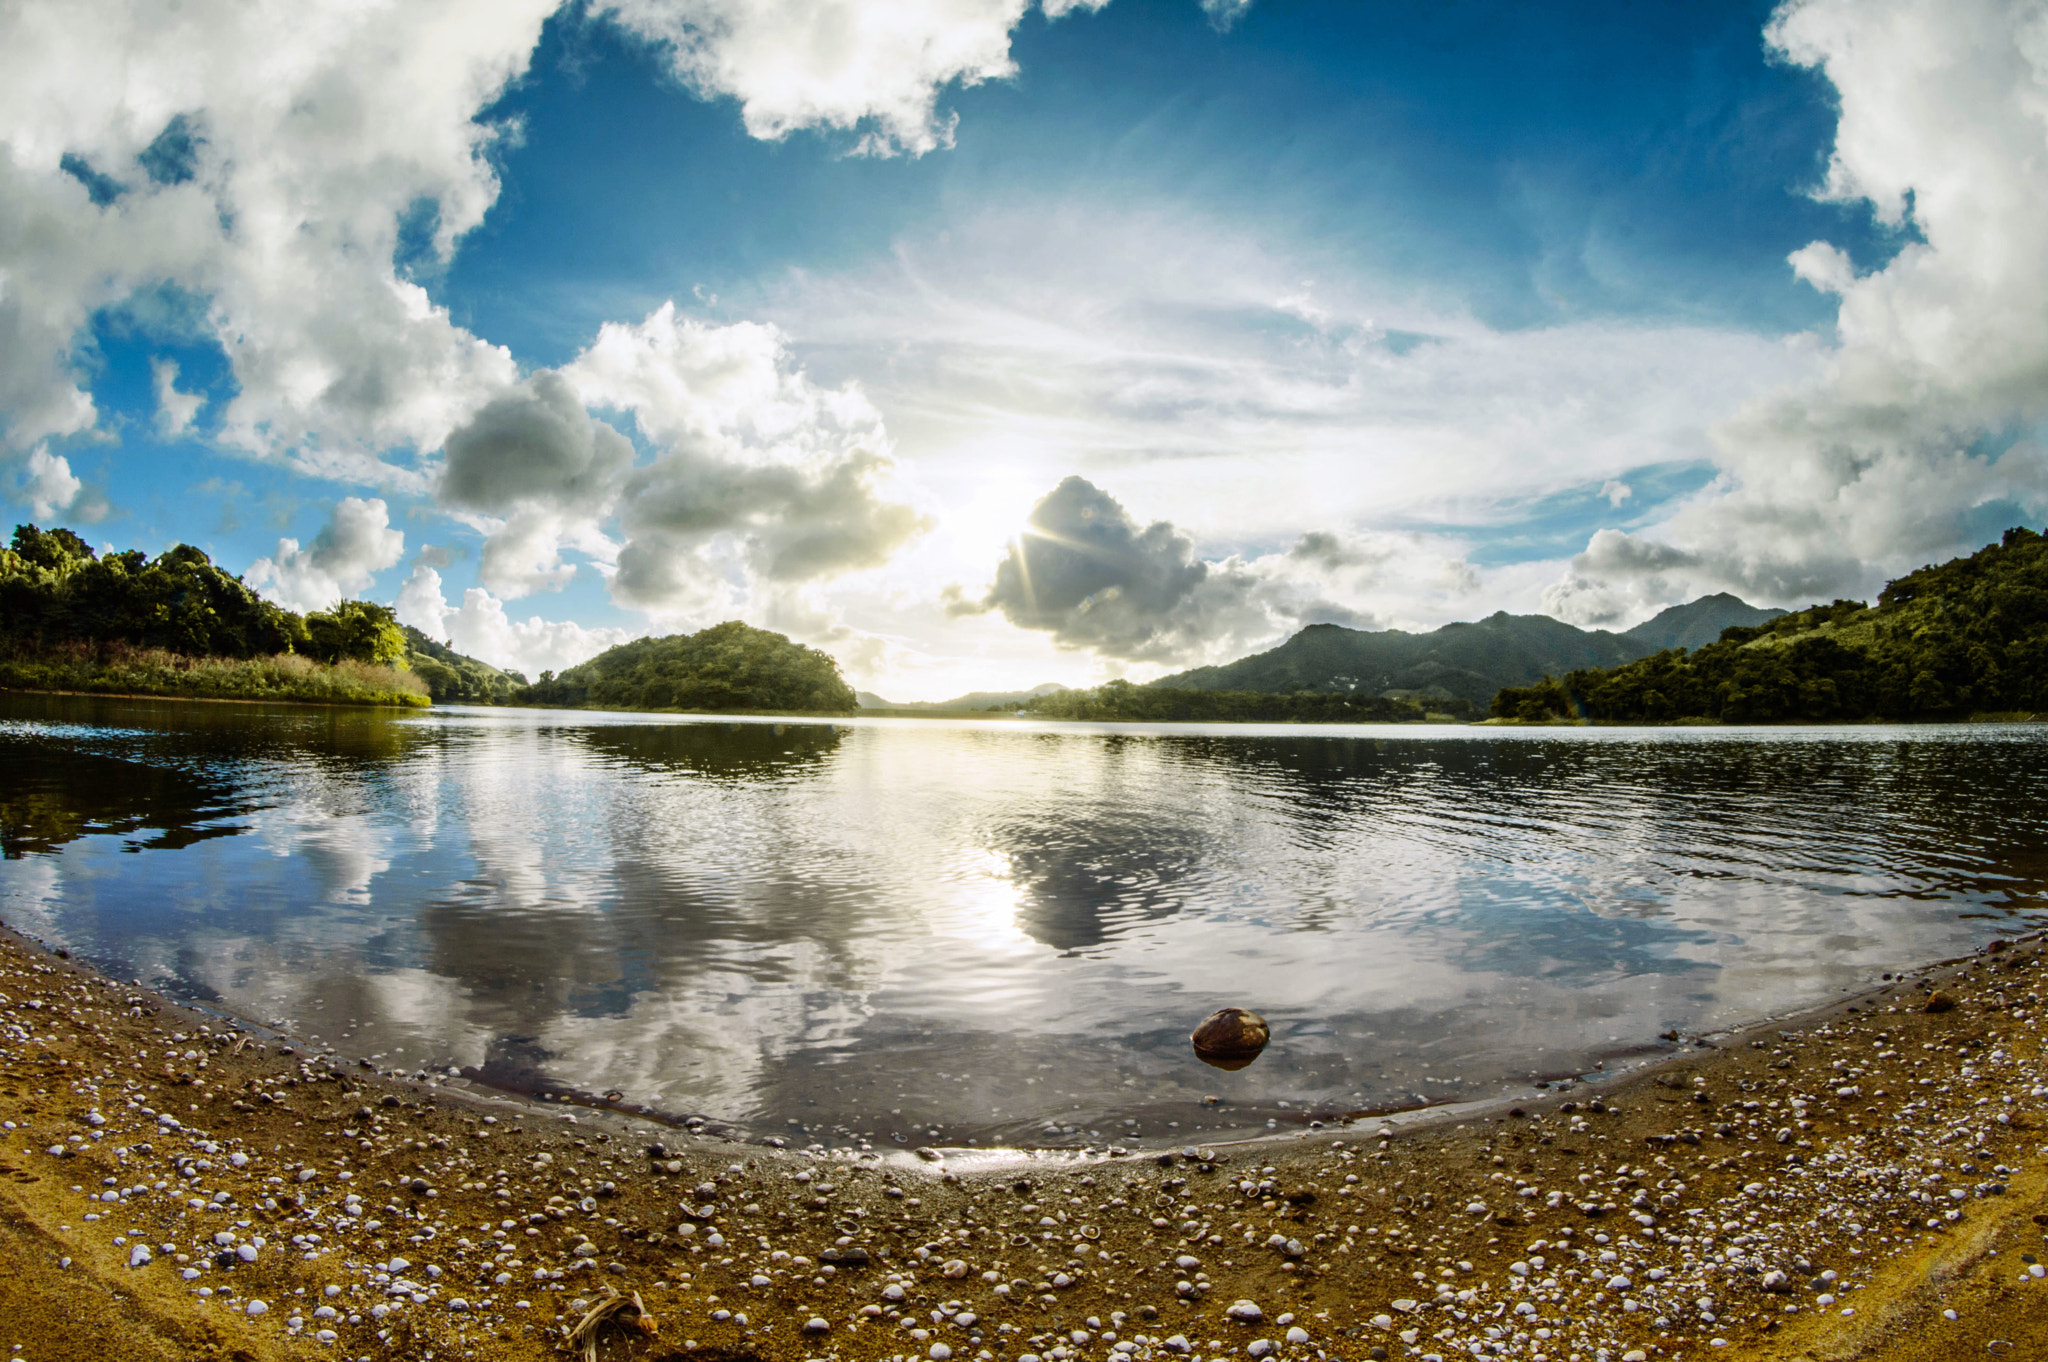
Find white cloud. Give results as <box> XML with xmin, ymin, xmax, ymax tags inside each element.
<box><xmin>563</xmin><ymin>301</ymin><xmax>930</xmax><ymax>611</ymax></box>
<box><xmin>954</xmin><ymin>475</ymin><xmax>1496</xmax><ymax>666</ymax></box>
<box><xmin>395</xmin><ymin>564</ymin><xmax>455</xmax><ymax>643</ymax></box>
<box><xmin>595</xmin><ymin>0</ymin><xmax>1109</xmax><ymax>156</ymax></box>
<box><xmin>150</xmin><ymin>356</ymin><xmax>205</xmax><ymax>437</ymax></box>
<box><xmin>16</xmin><ymin>445</ymin><xmax>84</xmax><ymax>520</ymax></box>
<box><xmin>1548</xmin><ymin>0</ymin><xmax>2048</xmax><ymax>614</ymax></box>
<box><xmin>396</xmin><ymin>564</ymin><xmax>639</xmax><ymax>677</ymax></box>
<box><xmin>246</xmin><ymin>495</ymin><xmax>405</xmax><ymax>613</ymax></box>
<box><xmin>1198</xmin><ymin>0</ymin><xmax>1253</xmax><ymax>31</ymax></box>
<box><xmin>0</xmin><ymin>1</ymin><xmax>557</xmax><ymax>479</ymax></box>
<box><xmin>773</xmin><ymin>205</ymin><xmax>1803</xmax><ymax>542</ymax></box>
<box><xmin>1539</xmin><ymin>529</ymin><xmax>1705</xmax><ymax>628</ymax></box>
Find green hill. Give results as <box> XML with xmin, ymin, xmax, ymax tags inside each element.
<box><xmin>401</xmin><ymin>626</ymin><xmax>527</xmax><ymax>705</ymax></box>
<box><xmin>515</xmin><ymin>620</ymin><xmax>856</xmax><ymax>713</ymax></box>
<box><xmin>1492</xmin><ymin>526</ymin><xmax>2048</xmax><ymax>723</ymax></box>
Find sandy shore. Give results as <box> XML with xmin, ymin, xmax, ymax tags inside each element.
<box><xmin>3</xmin><ymin>924</ymin><xmax>2047</xmax><ymax>1362</ymax></box>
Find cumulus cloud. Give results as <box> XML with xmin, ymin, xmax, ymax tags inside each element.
<box><xmin>150</xmin><ymin>357</ymin><xmax>204</xmax><ymax>437</ymax></box>
<box><xmin>395</xmin><ymin>565</ymin><xmax>638</xmax><ymax>677</ymax></box>
<box><xmin>247</xmin><ymin>495</ymin><xmax>405</xmax><ymax>613</ymax></box>
<box><xmin>955</xmin><ymin>476</ymin><xmax>1471</xmax><ymax>664</ymax></box>
<box><xmin>1539</xmin><ymin>530</ymin><xmax>1708</xmax><ymax>627</ymax></box>
<box><xmin>563</xmin><ymin>301</ymin><xmax>929</xmax><ymax>611</ymax></box>
<box><xmin>967</xmin><ymin>475</ymin><xmax>1209</xmax><ymax>658</ymax></box>
<box><xmin>422</xmin><ymin>304</ymin><xmax>929</xmax><ymax>614</ymax></box>
<box><xmin>1</xmin><ymin>0</ymin><xmax>1132</xmax><ymax>478</ymax></box>
<box><xmin>17</xmin><ymin>447</ymin><xmax>83</xmax><ymax>520</ymax></box>
<box><xmin>440</xmin><ymin>371</ymin><xmax>635</xmax><ymax>517</ymax></box>
<box><xmin>0</xmin><ymin>0</ymin><xmax>549</xmax><ymax>475</ymax></box>
<box><xmin>595</xmin><ymin>0</ymin><xmax>1109</xmax><ymax>156</ymax></box>
<box><xmin>1549</xmin><ymin>0</ymin><xmax>2048</xmax><ymax>618</ymax></box>
<box><xmin>433</xmin><ymin>370</ymin><xmax>635</xmax><ymax>597</ymax></box>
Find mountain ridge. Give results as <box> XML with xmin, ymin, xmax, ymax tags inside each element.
<box><xmin>857</xmin><ymin>682</ymin><xmax>1069</xmax><ymax>711</ymax></box>
<box><xmin>1148</xmin><ymin>595</ymin><xmax>1780</xmax><ymax>707</ymax></box>
<box><xmin>1621</xmin><ymin>592</ymin><xmax>1787</xmax><ymax>652</ymax></box>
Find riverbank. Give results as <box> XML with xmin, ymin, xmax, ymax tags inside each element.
<box><xmin>3</xmin><ymin>925</ymin><xmax>2046</xmax><ymax>1362</ymax></box>
<box><xmin>0</xmin><ymin>647</ymin><xmax>428</xmax><ymax>709</ymax></box>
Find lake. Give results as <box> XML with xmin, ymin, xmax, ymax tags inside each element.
<box><xmin>3</xmin><ymin>693</ymin><xmax>2043</xmax><ymax>1150</ymax></box>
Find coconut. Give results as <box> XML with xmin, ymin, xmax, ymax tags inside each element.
<box><xmin>1192</xmin><ymin>1007</ymin><xmax>1270</xmax><ymax>1070</ymax></box>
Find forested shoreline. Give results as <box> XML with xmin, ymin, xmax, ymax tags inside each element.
<box><xmin>1020</xmin><ymin>678</ymin><xmax>1472</xmax><ymax>723</ymax></box>
<box><xmin>1</xmin><ymin>524</ymin><xmax>425</xmax><ymax>707</ymax></box>
<box><xmin>0</xmin><ymin>525</ymin><xmax>862</xmax><ymax>715</ymax></box>
<box><xmin>1490</xmin><ymin>526</ymin><xmax>2048</xmax><ymax>724</ymax></box>
<box><xmin>17</xmin><ymin>517</ymin><xmax>2045</xmax><ymax>725</ymax></box>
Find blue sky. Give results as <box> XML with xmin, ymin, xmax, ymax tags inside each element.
<box><xmin>6</xmin><ymin>0</ymin><xmax>2045</xmax><ymax>694</ymax></box>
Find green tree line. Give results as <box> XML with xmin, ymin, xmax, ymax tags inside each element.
<box><xmin>1491</xmin><ymin>526</ymin><xmax>2048</xmax><ymax>723</ymax></box>
<box><xmin>3</xmin><ymin>523</ymin><xmax>407</xmax><ymax>665</ymax></box>
<box><xmin>1021</xmin><ymin>678</ymin><xmax>1460</xmax><ymax>723</ymax></box>
<box><xmin>1</xmin><ymin>523</ymin><xmax>422</xmax><ymax>706</ymax></box>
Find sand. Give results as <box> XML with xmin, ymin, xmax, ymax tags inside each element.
<box><xmin>3</xmin><ymin>922</ymin><xmax>2046</xmax><ymax>1362</ymax></box>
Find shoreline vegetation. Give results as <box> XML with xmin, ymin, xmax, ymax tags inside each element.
<box><xmin>12</xmin><ymin>519</ymin><xmax>2048</xmax><ymax>729</ymax></box>
<box><xmin>0</xmin><ymin>523</ymin><xmax>865</xmax><ymax>717</ymax></box>
<box><xmin>4</xmin><ymin>922</ymin><xmax>2048</xmax><ymax>1361</ymax></box>
<box><xmin>1016</xmin><ymin>680</ymin><xmax>1474</xmax><ymax>725</ymax></box>
<box><xmin>0</xmin><ymin>640</ymin><xmax>429</xmax><ymax>709</ymax></box>
<box><xmin>1</xmin><ymin>523</ymin><xmax>421</xmax><ymax>710</ymax></box>
<box><xmin>1492</xmin><ymin>528</ymin><xmax>2048</xmax><ymax>726</ymax></box>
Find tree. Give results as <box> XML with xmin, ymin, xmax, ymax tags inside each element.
<box><xmin>304</xmin><ymin>600</ymin><xmax>407</xmax><ymax>666</ymax></box>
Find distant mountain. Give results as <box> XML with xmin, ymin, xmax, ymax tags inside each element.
<box><xmin>1149</xmin><ymin>613</ymin><xmax>1648</xmax><ymax>707</ymax></box>
<box><xmin>1148</xmin><ymin>595</ymin><xmax>1787</xmax><ymax>708</ymax></box>
<box><xmin>1622</xmin><ymin>593</ymin><xmax>1786</xmax><ymax>653</ymax></box>
<box><xmin>859</xmin><ymin>682</ymin><xmax>1069</xmax><ymax>711</ymax></box>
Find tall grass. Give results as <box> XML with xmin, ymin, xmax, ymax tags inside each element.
<box><xmin>0</xmin><ymin>640</ymin><xmax>429</xmax><ymax>708</ymax></box>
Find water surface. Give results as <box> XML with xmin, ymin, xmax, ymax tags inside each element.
<box><xmin>3</xmin><ymin>693</ymin><xmax>2044</xmax><ymax>1148</ymax></box>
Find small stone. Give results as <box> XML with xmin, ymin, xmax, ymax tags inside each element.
<box><xmin>930</xmin><ymin>1346</ymin><xmax>954</xmax><ymax>1361</ymax></box>
<box><xmin>1285</xmin><ymin>1327</ymin><xmax>1310</xmax><ymax>1345</ymax></box>
<box><xmin>128</xmin><ymin>1244</ymin><xmax>152</xmax><ymax>1268</ymax></box>
<box><xmin>1246</xmin><ymin>1340</ymin><xmax>1273</xmax><ymax>1358</ymax></box>
<box><xmin>1926</xmin><ymin>991</ymin><xmax>1957</xmax><ymax>1014</ymax></box>
<box><xmin>1226</xmin><ymin>1299</ymin><xmax>1263</xmax><ymax>1323</ymax></box>
<box><xmin>803</xmin><ymin>1317</ymin><xmax>830</xmax><ymax>1334</ymax></box>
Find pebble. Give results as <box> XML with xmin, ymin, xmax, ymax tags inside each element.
<box><xmin>5</xmin><ymin>925</ymin><xmax>2047</xmax><ymax>1362</ymax></box>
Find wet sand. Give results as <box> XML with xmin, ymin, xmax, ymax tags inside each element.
<box><xmin>3</xmin><ymin>922</ymin><xmax>2047</xmax><ymax>1362</ymax></box>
